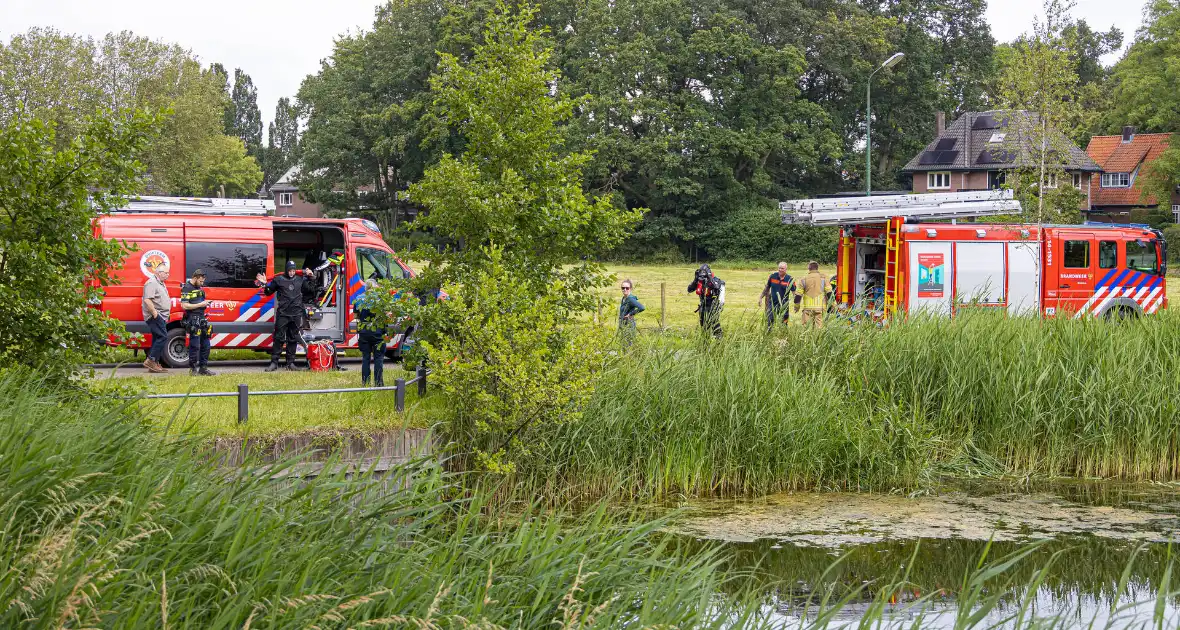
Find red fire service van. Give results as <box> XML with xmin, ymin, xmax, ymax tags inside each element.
<box><xmin>94</xmin><ymin>197</ymin><xmax>415</xmax><ymax>367</ymax></box>
<box><xmin>781</xmin><ymin>190</ymin><xmax>1168</xmax><ymax>319</ymax></box>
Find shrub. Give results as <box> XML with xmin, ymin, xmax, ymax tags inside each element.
<box><xmin>696</xmin><ymin>202</ymin><xmax>839</xmax><ymax>263</ymax></box>
<box><xmin>423</xmin><ymin>251</ymin><xmax>609</xmax><ymax>473</ymax></box>
<box><xmin>0</xmin><ymin>108</ymin><xmax>156</xmax><ymax>378</ymax></box>
<box><xmin>1163</xmin><ymin>224</ymin><xmax>1180</xmax><ymax>267</ymax></box>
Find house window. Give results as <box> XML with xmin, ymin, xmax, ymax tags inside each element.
<box><xmin>1072</xmin><ymin>173</ymin><xmax>1083</xmax><ymax>188</ymax></box>
<box><xmin>1101</xmin><ymin>173</ymin><xmax>1130</xmax><ymax>188</ymax></box>
<box><xmin>988</xmin><ymin>171</ymin><xmax>1006</xmax><ymax>190</ymax></box>
<box><xmin>278</xmin><ymin>192</ymin><xmax>293</xmax><ymax>207</ymax></box>
<box><xmin>988</xmin><ymin>132</ymin><xmax>1007</xmax><ymax>143</ymax></box>
<box><xmin>928</xmin><ymin>172</ymin><xmax>951</xmax><ymax>190</ymax></box>
<box><xmin>1173</xmin><ymin>205</ymin><xmax>1180</xmax><ymax>223</ymax></box>
<box><xmin>1044</xmin><ymin>174</ymin><xmax>1058</xmax><ymax>189</ymax></box>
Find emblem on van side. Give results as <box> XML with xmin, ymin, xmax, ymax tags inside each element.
<box><xmin>140</xmin><ymin>250</ymin><xmax>171</xmax><ymax>278</ymax></box>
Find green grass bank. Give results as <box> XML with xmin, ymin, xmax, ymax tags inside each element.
<box><xmin>529</xmin><ymin>309</ymin><xmax>1180</xmax><ymax>497</ymax></box>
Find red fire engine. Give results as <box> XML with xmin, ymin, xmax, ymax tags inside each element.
<box><xmin>781</xmin><ymin>190</ymin><xmax>1168</xmax><ymax>319</ymax></box>
<box><xmin>93</xmin><ymin>197</ymin><xmax>415</xmax><ymax>367</ymax></box>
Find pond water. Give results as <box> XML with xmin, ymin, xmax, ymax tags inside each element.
<box><xmin>679</xmin><ymin>480</ymin><xmax>1180</xmax><ymax>628</ymax></box>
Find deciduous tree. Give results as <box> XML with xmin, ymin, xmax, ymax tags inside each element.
<box><xmin>996</xmin><ymin>0</ymin><xmax>1086</xmax><ymax>224</ymax></box>
<box><xmin>0</xmin><ymin>29</ymin><xmax>227</xmax><ymax>197</ymax></box>
<box><xmin>0</xmin><ymin>108</ymin><xmax>158</xmax><ymax>377</ymax></box>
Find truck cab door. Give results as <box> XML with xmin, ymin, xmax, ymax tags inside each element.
<box><xmin>1051</xmin><ymin>233</ymin><xmax>1095</xmax><ymax>316</ymax></box>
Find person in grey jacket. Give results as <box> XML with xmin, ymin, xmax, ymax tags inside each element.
<box><xmin>618</xmin><ymin>279</ymin><xmax>644</xmax><ymax>345</ymax></box>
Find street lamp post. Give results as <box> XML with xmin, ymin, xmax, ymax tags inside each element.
<box><xmin>866</xmin><ymin>52</ymin><xmax>905</xmax><ymax>197</ymax></box>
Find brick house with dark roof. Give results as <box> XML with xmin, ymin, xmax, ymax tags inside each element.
<box><xmin>270</xmin><ymin>166</ymin><xmax>326</xmax><ymax>218</ymax></box>
<box><xmin>901</xmin><ymin>110</ymin><xmax>1101</xmax><ymax>211</ymax></box>
<box><xmin>1085</xmin><ymin>127</ymin><xmax>1180</xmax><ymax>223</ymax></box>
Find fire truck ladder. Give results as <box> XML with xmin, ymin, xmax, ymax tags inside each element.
<box><xmin>779</xmin><ymin>190</ymin><xmax>1021</xmax><ymax>226</ymax></box>
<box><xmin>883</xmin><ymin>216</ymin><xmax>903</xmax><ymax>314</ymax></box>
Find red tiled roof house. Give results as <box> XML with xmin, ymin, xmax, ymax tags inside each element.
<box><xmin>1085</xmin><ymin>127</ymin><xmax>1180</xmax><ymax>223</ymax></box>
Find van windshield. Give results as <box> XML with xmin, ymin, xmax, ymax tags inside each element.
<box><xmin>357</xmin><ymin>247</ymin><xmax>393</xmax><ymax>281</ymax></box>
<box><xmin>1126</xmin><ymin>239</ymin><xmax>1159</xmax><ymax>275</ymax></box>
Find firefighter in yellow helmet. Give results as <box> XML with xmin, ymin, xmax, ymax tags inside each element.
<box><xmin>794</xmin><ymin>261</ymin><xmax>831</xmax><ymax>328</ymax></box>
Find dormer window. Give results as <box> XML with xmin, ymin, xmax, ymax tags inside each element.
<box><xmin>988</xmin><ymin>132</ymin><xmax>1006</xmax><ymax>143</ymax></box>
<box><xmin>1101</xmin><ymin>173</ymin><xmax>1130</xmax><ymax>188</ymax></box>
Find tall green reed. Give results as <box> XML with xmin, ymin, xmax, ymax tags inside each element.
<box><xmin>530</xmin><ymin>309</ymin><xmax>1180</xmax><ymax>497</ymax></box>
<box><xmin>0</xmin><ymin>370</ymin><xmax>767</xmax><ymax>629</ymax></box>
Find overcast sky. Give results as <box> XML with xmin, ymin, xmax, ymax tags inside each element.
<box><xmin>4</xmin><ymin>0</ymin><xmax>1151</xmax><ymax>136</ymax></box>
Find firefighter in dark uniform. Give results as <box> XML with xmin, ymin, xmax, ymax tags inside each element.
<box><xmin>758</xmin><ymin>262</ymin><xmax>796</xmax><ymax>330</ymax></box>
<box><xmin>256</xmin><ymin>260</ymin><xmax>314</xmax><ymax>372</ymax></box>
<box><xmin>181</xmin><ymin>269</ymin><xmax>216</xmax><ymax>376</ymax></box>
<box><xmin>687</xmin><ymin>264</ymin><xmax>724</xmax><ymax>338</ymax></box>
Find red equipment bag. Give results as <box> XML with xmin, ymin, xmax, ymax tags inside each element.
<box><xmin>307</xmin><ymin>341</ymin><xmax>336</xmax><ymax>372</ymax></box>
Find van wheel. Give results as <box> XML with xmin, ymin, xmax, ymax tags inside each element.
<box><xmin>163</xmin><ymin>328</ymin><xmax>190</xmax><ymax>368</ymax></box>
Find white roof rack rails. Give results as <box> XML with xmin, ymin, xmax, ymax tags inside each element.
<box><xmin>780</xmin><ymin>190</ymin><xmax>1022</xmax><ymax>226</ymax></box>
<box><xmin>109</xmin><ymin>196</ymin><xmax>274</xmax><ymax>216</ymax></box>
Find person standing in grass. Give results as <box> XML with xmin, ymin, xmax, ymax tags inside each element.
<box><xmin>688</xmin><ymin>264</ymin><xmax>724</xmax><ymax>337</ymax></box>
<box><xmin>758</xmin><ymin>262</ymin><xmax>796</xmax><ymax>330</ymax></box>
<box><xmin>795</xmin><ymin>261</ymin><xmax>831</xmax><ymax>328</ymax></box>
<box><xmin>141</xmin><ymin>264</ymin><xmax>171</xmax><ymax>373</ymax></box>
<box><xmin>618</xmin><ymin>279</ymin><xmax>644</xmax><ymax>346</ymax></box>
<box><xmin>353</xmin><ymin>280</ymin><xmax>386</xmax><ymax>387</ymax></box>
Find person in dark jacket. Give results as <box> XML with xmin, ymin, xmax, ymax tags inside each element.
<box><xmin>687</xmin><ymin>264</ymin><xmax>723</xmax><ymax>337</ymax></box>
<box><xmin>758</xmin><ymin>262</ymin><xmax>796</xmax><ymax>330</ymax></box>
<box><xmin>180</xmin><ymin>269</ymin><xmax>216</xmax><ymax>376</ymax></box>
<box><xmin>353</xmin><ymin>280</ymin><xmax>386</xmax><ymax>387</ymax></box>
<box><xmin>617</xmin><ymin>279</ymin><xmax>644</xmax><ymax>346</ymax></box>
<box><xmin>255</xmin><ymin>260</ymin><xmax>314</xmax><ymax>372</ymax></box>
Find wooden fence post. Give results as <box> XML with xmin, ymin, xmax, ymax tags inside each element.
<box><xmin>417</xmin><ymin>366</ymin><xmax>427</xmax><ymax>397</ymax></box>
<box><xmin>395</xmin><ymin>378</ymin><xmax>406</xmax><ymax>413</ymax></box>
<box><xmin>660</xmin><ymin>282</ymin><xmax>667</xmax><ymax>330</ymax></box>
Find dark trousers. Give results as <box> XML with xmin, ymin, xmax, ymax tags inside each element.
<box><xmin>146</xmin><ymin>315</ymin><xmax>168</xmax><ymax>362</ymax></box>
<box><xmin>358</xmin><ymin>337</ymin><xmax>386</xmax><ymax>386</ymax></box>
<box><xmin>271</xmin><ymin>314</ymin><xmax>301</xmax><ymax>365</ymax></box>
<box><xmin>188</xmin><ymin>330</ymin><xmax>211</xmax><ymax>368</ymax></box>
<box><xmin>766</xmin><ymin>303</ymin><xmax>790</xmax><ymax>329</ymax></box>
<box><xmin>698</xmin><ymin>303</ymin><xmax>722</xmax><ymax>337</ymax></box>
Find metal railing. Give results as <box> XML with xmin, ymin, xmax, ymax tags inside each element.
<box><xmin>139</xmin><ymin>366</ymin><xmax>430</xmax><ymax>424</ymax></box>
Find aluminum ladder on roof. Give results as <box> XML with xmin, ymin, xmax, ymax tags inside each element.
<box><xmin>780</xmin><ymin>190</ymin><xmax>1022</xmax><ymax>226</ymax></box>
<box><xmin>108</xmin><ymin>196</ymin><xmax>273</xmax><ymax>216</ymax></box>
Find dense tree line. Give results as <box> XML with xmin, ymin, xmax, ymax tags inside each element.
<box><xmin>297</xmin><ymin>0</ymin><xmax>994</xmax><ymax>259</ymax></box>
<box><xmin>297</xmin><ymin>0</ymin><xmax>1180</xmax><ymax>261</ymax></box>
<box><xmin>0</xmin><ymin>29</ymin><xmax>296</xmax><ymax>199</ymax></box>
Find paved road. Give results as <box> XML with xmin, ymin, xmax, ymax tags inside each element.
<box><xmin>88</xmin><ymin>357</ymin><xmax>366</xmax><ymax>379</ymax></box>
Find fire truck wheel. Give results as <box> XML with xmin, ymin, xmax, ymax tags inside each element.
<box><xmin>163</xmin><ymin>328</ymin><xmax>190</xmax><ymax>369</ymax></box>
<box><xmin>1104</xmin><ymin>306</ymin><xmax>1139</xmax><ymax>322</ymax></box>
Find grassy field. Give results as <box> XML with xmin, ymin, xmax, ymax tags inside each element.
<box><xmin>91</xmin><ymin>369</ymin><xmax>441</xmax><ymax>437</ymax></box>
<box><xmin>595</xmin><ymin>262</ymin><xmax>836</xmax><ymax>331</ymax></box>
<box><xmin>594</xmin><ymin>263</ymin><xmax>1180</xmax><ymax>332</ymax></box>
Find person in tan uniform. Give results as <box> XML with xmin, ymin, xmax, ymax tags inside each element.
<box><xmin>794</xmin><ymin>261</ymin><xmax>831</xmax><ymax>328</ymax></box>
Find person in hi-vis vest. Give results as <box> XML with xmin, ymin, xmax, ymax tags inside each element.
<box><xmin>794</xmin><ymin>261</ymin><xmax>831</xmax><ymax>328</ymax></box>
